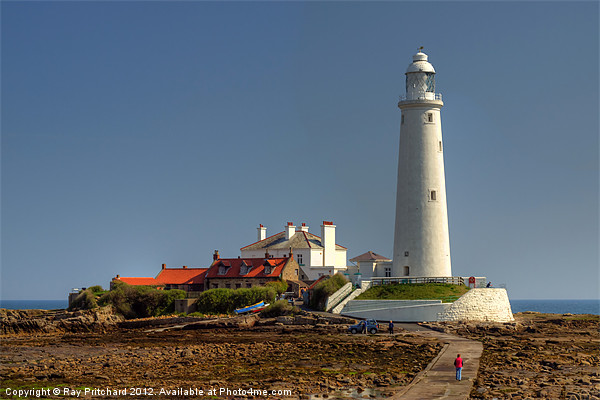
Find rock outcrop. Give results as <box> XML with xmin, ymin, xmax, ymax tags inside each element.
<box><xmin>0</xmin><ymin>307</ymin><xmax>123</xmax><ymax>335</ymax></box>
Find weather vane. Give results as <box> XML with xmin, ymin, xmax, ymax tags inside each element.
<box><xmin>418</xmin><ymin>46</ymin><xmax>424</xmax><ymax>52</ymax></box>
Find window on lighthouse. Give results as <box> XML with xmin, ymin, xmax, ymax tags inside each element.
<box><xmin>430</xmin><ymin>190</ymin><xmax>437</xmax><ymax>201</ymax></box>
<box><xmin>427</xmin><ymin>113</ymin><xmax>433</xmax><ymax>123</ymax></box>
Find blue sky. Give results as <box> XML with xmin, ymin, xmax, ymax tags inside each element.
<box><xmin>2</xmin><ymin>2</ymin><xmax>598</xmax><ymax>300</ymax></box>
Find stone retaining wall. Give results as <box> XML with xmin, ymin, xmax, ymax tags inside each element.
<box><xmin>436</xmin><ymin>288</ymin><xmax>514</xmax><ymax>322</ymax></box>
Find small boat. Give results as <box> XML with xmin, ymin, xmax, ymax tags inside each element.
<box><xmin>234</xmin><ymin>301</ymin><xmax>265</xmax><ymax>314</ymax></box>
<box><xmin>251</xmin><ymin>303</ymin><xmax>270</xmax><ymax>313</ymax></box>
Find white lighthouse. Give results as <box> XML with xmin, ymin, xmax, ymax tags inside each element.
<box><xmin>392</xmin><ymin>49</ymin><xmax>452</xmax><ymax>278</ymax></box>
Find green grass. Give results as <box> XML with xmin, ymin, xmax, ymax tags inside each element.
<box><xmin>356</xmin><ymin>283</ymin><xmax>469</xmax><ymax>303</ymax></box>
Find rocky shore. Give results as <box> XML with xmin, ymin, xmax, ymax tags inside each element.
<box><xmin>0</xmin><ymin>307</ymin><xmax>124</xmax><ymax>335</ymax></box>
<box><xmin>2</xmin><ymin>308</ymin><xmax>597</xmax><ymax>400</ymax></box>
<box><xmin>424</xmin><ymin>312</ymin><xmax>599</xmax><ymax>400</ymax></box>
<box><xmin>1</xmin><ymin>308</ymin><xmax>440</xmax><ymax>399</ymax></box>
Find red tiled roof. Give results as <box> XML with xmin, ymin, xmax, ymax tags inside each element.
<box><xmin>115</xmin><ymin>277</ymin><xmax>162</xmax><ymax>286</ymax></box>
<box><xmin>205</xmin><ymin>257</ymin><xmax>289</xmax><ymax>279</ymax></box>
<box><xmin>155</xmin><ymin>268</ymin><xmax>207</xmax><ymax>285</ymax></box>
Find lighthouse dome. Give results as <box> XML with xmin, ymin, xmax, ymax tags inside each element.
<box><xmin>406</xmin><ymin>51</ymin><xmax>435</xmax><ymax>74</ymax></box>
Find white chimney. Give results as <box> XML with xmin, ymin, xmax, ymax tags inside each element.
<box><xmin>321</xmin><ymin>221</ymin><xmax>336</xmax><ymax>266</ymax></box>
<box><xmin>285</xmin><ymin>222</ymin><xmax>296</xmax><ymax>240</ymax></box>
<box><xmin>257</xmin><ymin>224</ymin><xmax>267</xmax><ymax>241</ymax></box>
<box><xmin>299</xmin><ymin>223</ymin><xmax>309</xmax><ymax>232</ymax></box>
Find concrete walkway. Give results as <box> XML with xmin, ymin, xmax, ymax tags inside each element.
<box><xmin>391</xmin><ymin>323</ymin><xmax>483</xmax><ymax>400</ymax></box>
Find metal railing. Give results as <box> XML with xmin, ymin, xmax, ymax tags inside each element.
<box><xmin>371</xmin><ymin>276</ymin><xmax>464</xmax><ymax>286</ymax></box>
<box><xmin>398</xmin><ymin>92</ymin><xmax>443</xmax><ymax>102</ymax></box>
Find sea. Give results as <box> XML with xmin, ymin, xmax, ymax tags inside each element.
<box><xmin>0</xmin><ymin>299</ymin><xmax>599</xmax><ymax>315</ymax></box>
<box><xmin>510</xmin><ymin>299</ymin><xmax>599</xmax><ymax>315</ymax></box>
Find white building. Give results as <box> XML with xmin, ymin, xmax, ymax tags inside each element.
<box><xmin>392</xmin><ymin>49</ymin><xmax>452</xmax><ymax>277</ymax></box>
<box><xmin>349</xmin><ymin>251</ymin><xmax>392</xmax><ymax>281</ymax></box>
<box><xmin>240</xmin><ymin>221</ymin><xmax>348</xmax><ymax>281</ymax></box>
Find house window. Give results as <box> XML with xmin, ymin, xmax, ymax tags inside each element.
<box><xmin>235</xmin><ymin>283</ymin><xmax>241</xmax><ymax>289</ymax></box>
<box><xmin>246</xmin><ymin>283</ymin><xmax>252</xmax><ymax>288</ymax></box>
<box><xmin>225</xmin><ymin>284</ymin><xmax>231</xmax><ymax>289</ymax></box>
<box><xmin>385</xmin><ymin>267</ymin><xmax>392</xmax><ymax>277</ymax></box>
<box><xmin>430</xmin><ymin>190</ymin><xmax>437</xmax><ymax>201</ymax></box>
<box><xmin>295</xmin><ymin>269</ymin><xmax>299</xmax><ymax>276</ymax></box>
<box><xmin>264</xmin><ymin>266</ymin><xmax>271</xmax><ymax>274</ymax></box>
<box><xmin>212</xmin><ymin>284</ymin><xmax>218</xmax><ymax>289</ymax></box>
<box><xmin>404</xmin><ymin>251</ymin><xmax>409</xmax><ymax>257</ymax></box>
<box><xmin>240</xmin><ymin>263</ymin><xmax>251</xmax><ymax>275</ymax></box>
<box><xmin>297</xmin><ymin>254</ymin><xmax>303</xmax><ymax>265</ymax></box>
<box><xmin>404</xmin><ymin>266</ymin><xmax>410</xmax><ymax>276</ymax></box>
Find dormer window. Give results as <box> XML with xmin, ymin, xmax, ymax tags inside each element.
<box><xmin>263</xmin><ymin>261</ymin><xmax>272</xmax><ymax>275</ymax></box>
<box><xmin>217</xmin><ymin>261</ymin><xmax>231</xmax><ymax>275</ymax></box>
<box><xmin>240</xmin><ymin>262</ymin><xmax>252</xmax><ymax>275</ymax></box>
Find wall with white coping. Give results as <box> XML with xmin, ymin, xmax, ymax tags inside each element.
<box><xmin>437</xmin><ymin>288</ymin><xmax>514</xmax><ymax>322</ymax></box>
<box><xmin>331</xmin><ymin>288</ymin><xmax>363</xmax><ymax>314</ymax></box>
<box><xmin>341</xmin><ymin>300</ymin><xmax>451</xmax><ymax>322</ymax></box>
<box><xmin>324</xmin><ymin>282</ymin><xmax>353</xmax><ymax>312</ymax></box>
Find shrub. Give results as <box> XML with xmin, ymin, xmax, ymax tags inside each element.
<box><xmin>195</xmin><ymin>288</ymin><xmax>234</xmax><ymax>314</ymax></box>
<box><xmin>88</xmin><ymin>285</ymin><xmax>105</xmax><ymax>294</ymax></box>
<box><xmin>309</xmin><ymin>273</ymin><xmax>348</xmax><ymax>311</ymax></box>
<box><xmin>187</xmin><ymin>312</ymin><xmax>207</xmax><ymax>317</ymax></box>
<box><xmin>195</xmin><ymin>286</ymin><xmax>277</xmax><ymax>314</ymax></box>
<box><xmin>69</xmin><ymin>289</ymin><xmax>98</xmax><ymax>311</ymax></box>
<box><xmin>266</xmin><ymin>280</ymin><xmax>288</xmax><ymax>295</ymax></box>
<box><xmin>98</xmin><ymin>285</ymin><xmax>185</xmax><ymax>319</ymax></box>
<box><xmin>260</xmin><ymin>300</ymin><xmax>297</xmax><ymax>318</ymax></box>
<box><xmin>156</xmin><ymin>288</ymin><xmax>187</xmax><ymax>315</ymax></box>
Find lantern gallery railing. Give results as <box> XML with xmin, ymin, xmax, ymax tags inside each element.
<box><xmin>371</xmin><ymin>276</ymin><xmax>465</xmax><ymax>286</ymax></box>
<box><xmin>398</xmin><ymin>92</ymin><xmax>443</xmax><ymax>102</ymax></box>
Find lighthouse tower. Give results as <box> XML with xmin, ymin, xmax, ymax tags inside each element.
<box><xmin>392</xmin><ymin>49</ymin><xmax>451</xmax><ymax>277</ymax></box>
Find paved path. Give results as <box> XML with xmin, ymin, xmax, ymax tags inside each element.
<box><xmin>391</xmin><ymin>323</ymin><xmax>483</xmax><ymax>400</ymax></box>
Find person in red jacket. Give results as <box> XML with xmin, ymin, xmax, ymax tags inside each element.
<box><xmin>454</xmin><ymin>354</ymin><xmax>463</xmax><ymax>381</ymax></box>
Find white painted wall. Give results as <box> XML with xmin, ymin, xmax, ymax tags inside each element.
<box><xmin>341</xmin><ymin>300</ymin><xmax>452</xmax><ymax>322</ymax></box>
<box><xmin>321</xmin><ymin>222</ymin><xmax>336</xmax><ymax>266</ymax></box>
<box><xmin>335</xmin><ymin>249</ymin><xmax>347</xmax><ymax>269</ymax></box>
<box><xmin>374</xmin><ymin>261</ymin><xmax>393</xmax><ymax>278</ymax></box>
<box><xmin>358</xmin><ymin>261</ymin><xmax>376</xmax><ymax>280</ymax></box>
<box><xmin>257</xmin><ymin>225</ymin><xmax>267</xmax><ymax>241</ymax></box>
<box><xmin>285</xmin><ymin>223</ymin><xmax>295</xmax><ymax>240</ymax></box>
<box><xmin>437</xmin><ymin>288</ymin><xmax>514</xmax><ymax>322</ymax></box>
<box><xmin>309</xmin><ymin>249</ymin><xmax>323</xmax><ymax>267</ymax></box>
